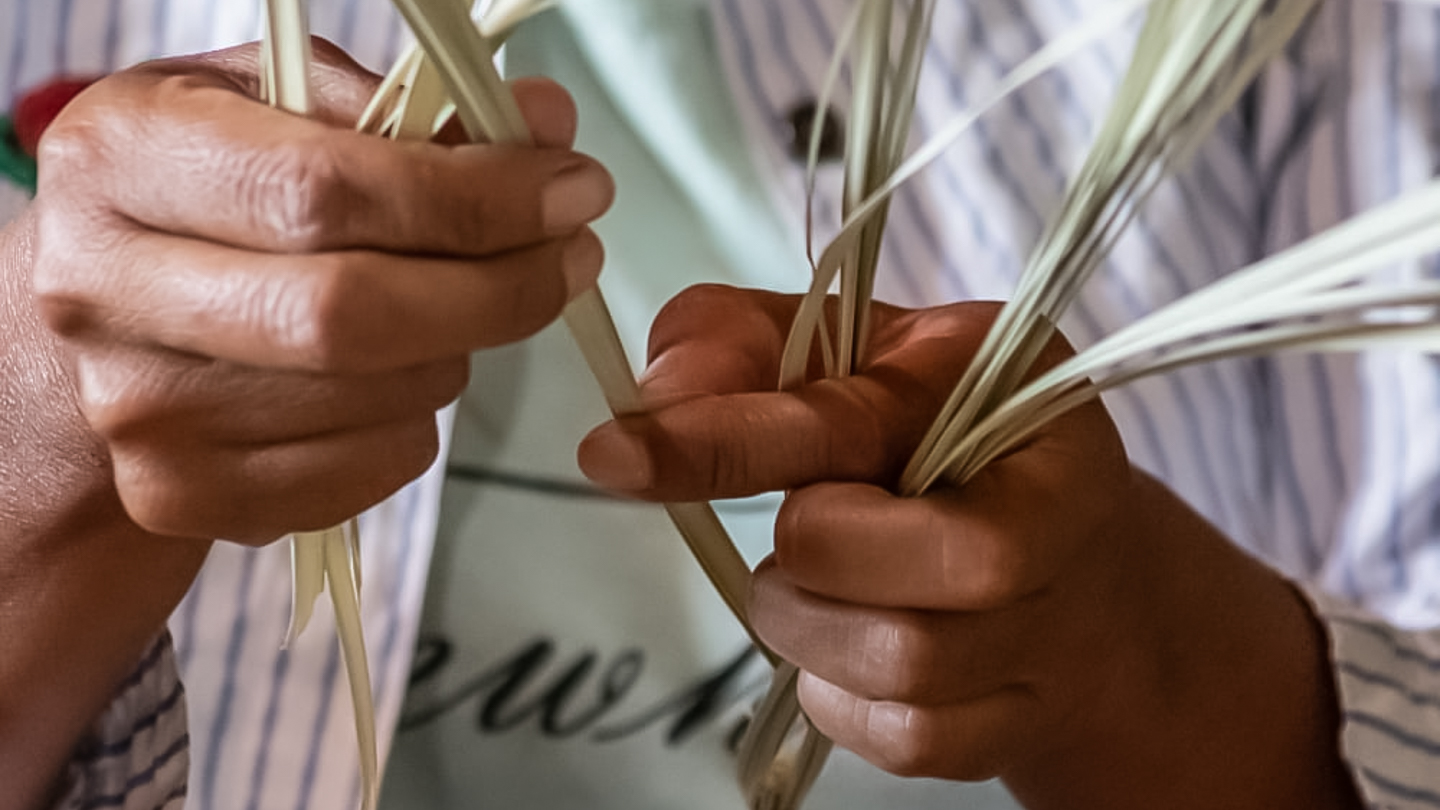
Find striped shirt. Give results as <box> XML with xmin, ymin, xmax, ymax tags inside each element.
<box><xmin>0</xmin><ymin>0</ymin><xmax>1436</xmax><ymax>808</ymax></box>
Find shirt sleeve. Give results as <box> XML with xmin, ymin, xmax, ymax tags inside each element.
<box><xmin>1304</xmin><ymin>588</ymin><xmax>1440</xmax><ymax>810</ymax></box>
<box><xmin>51</xmin><ymin>632</ymin><xmax>190</xmax><ymax>810</ymax></box>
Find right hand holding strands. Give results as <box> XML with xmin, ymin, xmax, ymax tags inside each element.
<box><xmin>579</xmin><ymin>285</ymin><xmax>1363</xmax><ymax>810</ymax></box>
<box><xmin>28</xmin><ymin>41</ymin><xmax>612</xmax><ymax>544</ymax></box>
<box><xmin>0</xmin><ymin>40</ymin><xmax>610</xmax><ymax>810</ymax></box>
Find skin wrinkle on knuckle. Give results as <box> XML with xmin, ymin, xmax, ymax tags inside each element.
<box><xmin>79</xmin><ymin>349</ymin><xmax>225</xmax><ymax>441</ymax></box>
<box><xmin>36</xmin><ymin>93</ymin><xmax>121</xmax><ymax>190</ymax></box>
<box><xmin>240</xmin><ymin>137</ymin><xmax>349</xmax><ymax>252</ymax></box>
<box><xmin>864</xmin><ymin>701</ymin><xmax>948</xmax><ymax>778</ymax></box>
<box><xmin>925</xmin><ymin>503</ymin><xmax>973</xmax><ymax>602</ymax></box>
<box><xmin>862</xmin><ymin>616</ymin><xmax>940</xmax><ymax>702</ymax></box>
<box><xmin>109</xmin><ymin>448</ymin><xmax>206</xmax><ymax>538</ymax></box>
<box><xmin>959</xmin><ymin>532</ymin><xmax>1024</xmax><ymax>609</ymax></box>
<box><xmin>267</xmin><ymin>253</ymin><xmax>376</xmax><ymax>371</ymax></box>
<box><xmin>937</xmin><ymin>481</ymin><xmax>1035</xmax><ymax>608</ymax></box>
<box><xmin>401</xmin><ymin>156</ymin><xmax>449</xmax><ymax>231</ymax></box>
<box><xmin>31</xmin><ymin>215</ymin><xmax>109</xmax><ymax>320</ymax></box>
<box><xmin>74</xmin><ymin>359</ymin><xmax>152</xmax><ymax>441</ymax></box>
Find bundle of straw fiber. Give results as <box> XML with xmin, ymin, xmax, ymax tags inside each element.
<box><xmin>263</xmin><ymin>2</ymin><xmax>764</xmax><ymax>809</ymax></box>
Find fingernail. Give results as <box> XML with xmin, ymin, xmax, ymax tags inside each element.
<box><xmin>543</xmin><ymin>162</ymin><xmax>613</xmax><ymax>235</ymax></box>
<box><xmin>579</xmin><ymin>427</ymin><xmax>654</xmax><ymax>492</ymax></box>
<box><xmin>562</xmin><ymin>230</ymin><xmax>603</xmax><ymax>296</ymax></box>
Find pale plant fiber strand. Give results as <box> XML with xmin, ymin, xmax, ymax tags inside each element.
<box><xmin>260</xmin><ymin>2</ymin><xmax>380</xmax><ymax>810</ymax></box>
<box><xmin>381</xmin><ymin>0</ymin><xmax>766</xmax><ymax>652</ymax></box>
<box><xmin>341</xmin><ymin>0</ymin><xmax>772</xmax><ymax>806</ymax></box>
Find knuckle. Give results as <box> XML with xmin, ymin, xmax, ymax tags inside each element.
<box><xmin>491</xmin><ymin>258</ymin><xmax>568</xmax><ymax>344</ymax></box>
<box><xmin>71</xmin><ymin>354</ymin><xmax>170</xmax><ymax>442</ymax></box>
<box><xmin>389</xmin><ymin>417</ymin><xmax>443</xmax><ymax>479</ymax></box>
<box><xmin>31</xmin><ymin>217</ymin><xmax>147</xmax><ymax>347</ymax></box>
<box><xmin>866</xmin><ymin>616</ymin><xmax>946</xmax><ymax>702</ymax></box>
<box><xmin>35</xmin><ymin>119</ymin><xmax>97</xmax><ymax>183</ymax></box>
<box><xmin>35</xmin><ymin>95</ymin><xmax>113</xmax><ymax>184</ymax></box>
<box><xmin>242</xmin><ymin>140</ymin><xmax>348</xmax><ymax>252</ymax></box>
<box><xmin>815</xmin><ymin>383</ymin><xmax>895</xmax><ymax>482</ymax></box>
<box><xmin>110</xmin><ymin>450</ymin><xmax>201</xmax><ymax>538</ymax></box>
<box><xmin>868</xmin><ymin>709</ymin><xmax>952</xmax><ymax>779</ymax></box>
<box><xmin>867</xmin><ymin>709</ymin><xmax>1000</xmax><ymax>782</ymax></box>
<box><xmin>269</xmin><ymin>255</ymin><xmax>374</xmax><ymax>371</ymax></box>
<box><xmin>75</xmin><ymin>375</ymin><xmax>142</xmax><ymax>440</ymax></box>
<box><xmin>417</xmin><ymin>358</ymin><xmax>471</xmax><ymax>409</ymax></box>
<box><xmin>711</xmin><ymin>408</ymin><xmax>766</xmax><ymax>493</ymax></box>
<box><xmin>306</xmin><ymin>36</ymin><xmax>349</xmax><ymax>68</ymax></box>
<box><xmin>651</xmin><ymin>284</ymin><xmax>743</xmax><ymax>339</ymax></box>
<box><xmin>981</xmin><ymin>546</ymin><xmax>1034</xmax><ymax>606</ymax></box>
<box><xmin>939</xmin><ymin>521</ymin><xmax>1029</xmax><ymax>608</ymax></box>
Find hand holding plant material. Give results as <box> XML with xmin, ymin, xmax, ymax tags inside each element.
<box><xmin>33</xmin><ymin>42</ymin><xmax>603</xmax><ymax>545</ymax></box>
<box><xmin>6</xmin><ymin>41</ymin><xmax>605</xmax><ymax>810</ymax></box>
<box><xmin>580</xmin><ymin>284</ymin><xmax>1365</xmax><ymax>810</ymax></box>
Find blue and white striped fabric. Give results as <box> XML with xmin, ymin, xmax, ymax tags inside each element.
<box><xmin>53</xmin><ymin>633</ymin><xmax>188</xmax><ymax>810</ymax></box>
<box><xmin>1311</xmin><ymin>590</ymin><xmax>1440</xmax><ymax>808</ymax></box>
<box><xmin>2</xmin><ymin>0</ymin><xmax>1438</xmax><ymax>808</ymax></box>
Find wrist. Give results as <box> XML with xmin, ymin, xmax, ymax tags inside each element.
<box><xmin>1006</xmin><ymin>471</ymin><xmax>1362</xmax><ymax>810</ymax></box>
<box><xmin>0</xmin><ymin>210</ymin><xmax>209</xmax><ymax>810</ymax></box>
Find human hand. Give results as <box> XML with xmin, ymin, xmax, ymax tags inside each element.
<box><xmin>0</xmin><ymin>41</ymin><xmax>610</xmax><ymax>808</ymax></box>
<box><xmin>25</xmin><ymin>40</ymin><xmax>611</xmax><ymax>544</ymax></box>
<box><xmin>578</xmin><ymin>285</ymin><xmax>1361</xmax><ymax>810</ymax></box>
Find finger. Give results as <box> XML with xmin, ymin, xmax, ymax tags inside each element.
<box><xmin>773</xmin><ymin>433</ymin><xmax>1126</xmax><ymax>612</ymax></box>
<box><xmin>73</xmin><ymin>348</ymin><xmax>468</xmax><ymax>444</ymax></box>
<box><xmin>635</xmin><ymin>285</ymin><xmax>812</xmax><ymax>406</ymax></box>
<box><xmin>111</xmin><ymin>414</ymin><xmax>441</xmax><ymax>544</ymax></box>
<box><xmin>39</xmin><ymin>65</ymin><xmax>612</xmax><ymax>257</ymax></box>
<box><xmin>417</xmin><ymin>77</ymin><xmax>578</xmax><ymax>149</ymax></box>
<box><xmin>749</xmin><ymin>558</ymin><xmax>1038</xmax><ymax>706</ymax></box>
<box><xmin>578</xmin><ymin>374</ymin><xmax>929</xmax><ymax>498</ymax></box>
<box><xmin>510</xmin><ymin>77</ymin><xmax>580</xmax><ymax>149</ymax></box>
<box><xmin>37</xmin><ymin>225</ymin><xmax>602</xmax><ymax>372</ymax></box>
<box><xmin>797</xmin><ymin>672</ymin><xmax>1044</xmax><ymax>783</ymax></box>
<box><xmin>638</xmin><ymin>287</ymin><xmax>1002</xmax><ymax>397</ymax></box>
<box><xmin>579</xmin><ymin>293</ymin><xmax>995</xmax><ymax>498</ymax></box>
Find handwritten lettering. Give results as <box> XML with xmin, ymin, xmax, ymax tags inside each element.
<box><xmin>399</xmin><ymin>635</ymin><xmax>768</xmax><ymax>748</ymax></box>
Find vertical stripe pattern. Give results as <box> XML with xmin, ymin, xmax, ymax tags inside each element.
<box><xmin>6</xmin><ymin>0</ymin><xmax>1440</xmax><ymax>808</ymax></box>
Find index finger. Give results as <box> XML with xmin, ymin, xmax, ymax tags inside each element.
<box><xmin>578</xmin><ymin>294</ymin><xmax>995</xmax><ymax>499</ymax></box>
<box><xmin>37</xmin><ymin>47</ymin><xmax>612</xmax><ymax>257</ymax></box>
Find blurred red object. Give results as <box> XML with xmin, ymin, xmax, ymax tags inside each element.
<box><xmin>12</xmin><ymin>76</ymin><xmax>101</xmax><ymax>157</ymax></box>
